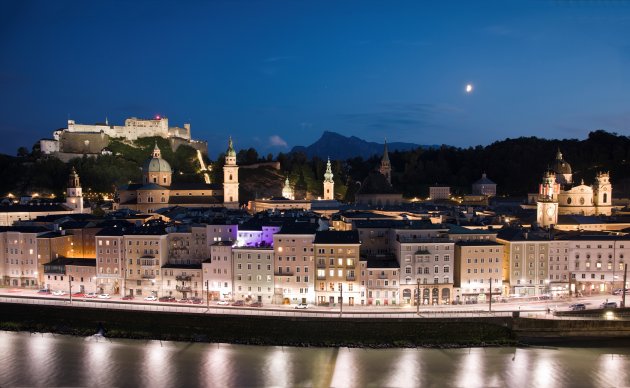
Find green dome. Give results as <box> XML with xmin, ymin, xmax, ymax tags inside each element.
<box><xmin>143</xmin><ymin>144</ymin><xmax>172</xmax><ymax>173</ymax></box>
<box><xmin>143</xmin><ymin>157</ymin><xmax>172</xmax><ymax>173</ymax></box>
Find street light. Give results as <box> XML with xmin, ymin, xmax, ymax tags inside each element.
<box><xmin>416</xmin><ymin>279</ymin><xmax>420</xmax><ymax>315</ymax></box>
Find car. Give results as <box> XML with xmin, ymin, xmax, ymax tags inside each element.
<box><xmin>570</xmin><ymin>303</ymin><xmax>586</xmax><ymax>311</ymax></box>
<box><xmin>37</xmin><ymin>289</ymin><xmax>51</xmax><ymax>294</ymax></box>
<box><xmin>52</xmin><ymin>290</ymin><xmax>67</xmax><ymax>296</ymax></box>
<box><xmin>294</xmin><ymin>303</ymin><xmax>309</xmax><ymax>309</ymax></box>
<box><xmin>72</xmin><ymin>292</ymin><xmax>85</xmax><ymax>298</ymax></box>
<box><xmin>144</xmin><ymin>295</ymin><xmax>158</xmax><ymax>301</ymax></box>
<box><xmin>231</xmin><ymin>300</ymin><xmax>244</xmax><ymax>306</ymax></box>
<box><xmin>159</xmin><ymin>296</ymin><xmax>176</xmax><ymax>302</ymax></box>
<box><xmin>613</xmin><ymin>288</ymin><xmax>630</xmax><ymax>295</ymax></box>
<box><xmin>85</xmin><ymin>292</ymin><xmax>97</xmax><ymax>298</ymax></box>
<box><xmin>190</xmin><ymin>297</ymin><xmax>203</xmax><ymax>304</ymax></box>
<box><xmin>97</xmin><ymin>293</ymin><xmax>111</xmax><ymax>299</ymax></box>
<box><xmin>122</xmin><ymin>295</ymin><xmax>135</xmax><ymax>300</ymax></box>
<box><xmin>249</xmin><ymin>301</ymin><xmax>262</xmax><ymax>307</ymax></box>
<box><xmin>600</xmin><ymin>302</ymin><xmax>618</xmax><ymax>309</ymax></box>
<box><xmin>177</xmin><ymin>298</ymin><xmax>191</xmax><ymax>304</ymax></box>
<box><xmin>216</xmin><ymin>300</ymin><xmax>229</xmax><ymax>305</ymax></box>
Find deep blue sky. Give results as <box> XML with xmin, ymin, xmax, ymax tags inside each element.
<box><xmin>1</xmin><ymin>0</ymin><xmax>629</xmax><ymax>159</ymax></box>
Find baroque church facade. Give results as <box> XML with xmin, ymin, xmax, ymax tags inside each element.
<box><xmin>115</xmin><ymin>139</ymin><xmax>239</xmax><ymax>213</ymax></box>
<box><xmin>533</xmin><ymin>150</ymin><xmax>612</xmax><ymax>227</ymax></box>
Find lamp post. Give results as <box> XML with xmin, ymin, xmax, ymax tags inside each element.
<box><xmin>339</xmin><ymin>284</ymin><xmax>343</xmax><ymax>317</ymax></box>
<box><xmin>68</xmin><ymin>275</ymin><xmax>72</xmax><ymax>304</ymax></box>
<box><xmin>206</xmin><ymin>280</ymin><xmax>210</xmax><ymax>308</ymax></box>
<box><xmin>489</xmin><ymin>277</ymin><xmax>492</xmax><ymax>312</ymax></box>
<box><xmin>622</xmin><ymin>264</ymin><xmax>628</xmax><ymax>308</ymax></box>
<box><xmin>416</xmin><ymin>279</ymin><xmax>420</xmax><ymax>315</ymax></box>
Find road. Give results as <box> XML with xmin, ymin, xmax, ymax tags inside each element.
<box><xmin>0</xmin><ymin>288</ymin><xmax>625</xmax><ymax>320</ymax></box>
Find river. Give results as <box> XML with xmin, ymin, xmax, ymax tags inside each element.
<box><xmin>0</xmin><ymin>331</ymin><xmax>628</xmax><ymax>387</ymax></box>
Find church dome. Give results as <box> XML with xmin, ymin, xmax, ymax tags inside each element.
<box><xmin>552</xmin><ymin>149</ymin><xmax>572</xmax><ymax>175</ymax></box>
<box><xmin>143</xmin><ymin>143</ymin><xmax>172</xmax><ymax>173</ymax></box>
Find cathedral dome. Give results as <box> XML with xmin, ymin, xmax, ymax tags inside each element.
<box><xmin>552</xmin><ymin>149</ymin><xmax>572</xmax><ymax>175</ymax></box>
<box><xmin>143</xmin><ymin>143</ymin><xmax>172</xmax><ymax>173</ymax></box>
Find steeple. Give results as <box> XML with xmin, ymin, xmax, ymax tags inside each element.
<box><xmin>152</xmin><ymin>142</ymin><xmax>161</xmax><ymax>158</ymax></box>
<box><xmin>324</xmin><ymin>158</ymin><xmax>334</xmax><ymax>183</ymax></box>
<box><xmin>226</xmin><ymin>136</ymin><xmax>236</xmax><ymax>157</ymax></box>
<box><xmin>68</xmin><ymin>167</ymin><xmax>80</xmax><ymax>188</ymax></box>
<box><xmin>323</xmin><ymin>157</ymin><xmax>335</xmax><ymax>200</ymax></box>
<box><xmin>379</xmin><ymin>138</ymin><xmax>392</xmax><ymax>184</ymax></box>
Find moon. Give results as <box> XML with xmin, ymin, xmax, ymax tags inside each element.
<box><xmin>465</xmin><ymin>84</ymin><xmax>473</xmax><ymax>93</ymax></box>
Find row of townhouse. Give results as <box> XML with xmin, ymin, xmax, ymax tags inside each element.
<box><xmin>497</xmin><ymin>229</ymin><xmax>630</xmax><ymax>297</ymax></box>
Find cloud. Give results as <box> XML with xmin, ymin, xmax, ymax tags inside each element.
<box><xmin>336</xmin><ymin>103</ymin><xmax>463</xmax><ymax>132</ymax></box>
<box><xmin>263</xmin><ymin>56</ymin><xmax>297</xmax><ymax>63</ymax></box>
<box><xmin>269</xmin><ymin>135</ymin><xmax>288</xmax><ymax>147</ymax></box>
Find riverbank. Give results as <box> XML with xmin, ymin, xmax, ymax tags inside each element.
<box><xmin>0</xmin><ymin>302</ymin><xmax>516</xmax><ymax>348</ymax></box>
<box><xmin>4</xmin><ymin>302</ymin><xmax>630</xmax><ymax>348</ymax></box>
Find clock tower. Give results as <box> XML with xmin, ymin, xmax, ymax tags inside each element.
<box><xmin>223</xmin><ymin>137</ymin><xmax>239</xmax><ymax>208</ymax></box>
<box><xmin>537</xmin><ymin>170</ymin><xmax>558</xmax><ymax>227</ymax></box>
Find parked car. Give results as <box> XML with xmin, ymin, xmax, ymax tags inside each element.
<box><xmin>159</xmin><ymin>296</ymin><xmax>176</xmax><ymax>302</ymax></box>
<box><xmin>216</xmin><ymin>300</ymin><xmax>229</xmax><ymax>305</ymax></box>
<box><xmin>294</xmin><ymin>303</ymin><xmax>309</xmax><ymax>309</ymax></box>
<box><xmin>122</xmin><ymin>295</ymin><xmax>135</xmax><ymax>300</ymax></box>
<box><xmin>231</xmin><ymin>300</ymin><xmax>244</xmax><ymax>306</ymax></box>
<box><xmin>97</xmin><ymin>293</ymin><xmax>111</xmax><ymax>299</ymax></box>
<box><xmin>570</xmin><ymin>303</ymin><xmax>586</xmax><ymax>311</ymax></box>
<box><xmin>190</xmin><ymin>297</ymin><xmax>203</xmax><ymax>304</ymax></box>
<box><xmin>72</xmin><ymin>292</ymin><xmax>85</xmax><ymax>298</ymax></box>
<box><xmin>85</xmin><ymin>292</ymin><xmax>97</xmax><ymax>298</ymax></box>
<box><xmin>249</xmin><ymin>301</ymin><xmax>262</xmax><ymax>307</ymax></box>
<box><xmin>613</xmin><ymin>288</ymin><xmax>630</xmax><ymax>295</ymax></box>
<box><xmin>601</xmin><ymin>301</ymin><xmax>618</xmax><ymax>309</ymax></box>
<box><xmin>144</xmin><ymin>295</ymin><xmax>158</xmax><ymax>301</ymax></box>
<box><xmin>52</xmin><ymin>290</ymin><xmax>66</xmax><ymax>296</ymax></box>
<box><xmin>177</xmin><ymin>298</ymin><xmax>191</xmax><ymax>304</ymax></box>
<box><xmin>37</xmin><ymin>289</ymin><xmax>51</xmax><ymax>294</ymax></box>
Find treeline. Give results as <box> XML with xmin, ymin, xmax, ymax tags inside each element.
<box><xmin>2</xmin><ymin>130</ymin><xmax>629</xmax><ymax>201</ymax></box>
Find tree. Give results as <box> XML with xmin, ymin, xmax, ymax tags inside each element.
<box><xmin>17</xmin><ymin>147</ymin><xmax>29</xmax><ymax>157</ymax></box>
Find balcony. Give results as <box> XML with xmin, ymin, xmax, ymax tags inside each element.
<box><xmin>142</xmin><ymin>274</ymin><xmax>156</xmax><ymax>279</ymax></box>
<box><xmin>316</xmin><ymin>262</ymin><xmax>326</xmax><ymax>269</ymax></box>
<box><xmin>346</xmin><ymin>274</ymin><xmax>356</xmax><ymax>281</ymax></box>
<box><xmin>176</xmin><ymin>275</ymin><xmax>192</xmax><ymax>281</ymax></box>
<box><xmin>317</xmin><ymin>275</ymin><xmax>326</xmax><ymax>280</ymax></box>
<box><xmin>274</xmin><ymin>270</ymin><xmax>294</xmax><ymax>276</ymax></box>
<box><xmin>345</xmin><ymin>263</ymin><xmax>356</xmax><ymax>269</ymax></box>
<box><xmin>176</xmin><ymin>285</ymin><xmax>192</xmax><ymax>292</ymax></box>
<box><xmin>378</xmin><ymin>274</ymin><xmax>388</xmax><ymax>279</ymax></box>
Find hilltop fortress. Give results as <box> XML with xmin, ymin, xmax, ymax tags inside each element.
<box><xmin>40</xmin><ymin>116</ymin><xmax>207</xmax><ymax>161</ymax></box>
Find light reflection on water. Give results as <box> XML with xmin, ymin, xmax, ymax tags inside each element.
<box><xmin>1</xmin><ymin>331</ymin><xmax>630</xmax><ymax>387</ymax></box>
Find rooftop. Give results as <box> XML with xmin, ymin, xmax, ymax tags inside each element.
<box><xmin>314</xmin><ymin>230</ymin><xmax>360</xmax><ymax>244</ymax></box>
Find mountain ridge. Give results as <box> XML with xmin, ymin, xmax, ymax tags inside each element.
<box><xmin>290</xmin><ymin>131</ymin><xmax>437</xmax><ymax>159</ymax></box>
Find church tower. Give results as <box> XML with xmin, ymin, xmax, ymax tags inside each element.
<box><xmin>223</xmin><ymin>137</ymin><xmax>239</xmax><ymax>207</ymax></box>
<box><xmin>594</xmin><ymin>171</ymin><xmax>612</xmax><ymax>215</ymax></box>
<box><xmin>323</xmin><ymin>158</ymin><xmax>334</xmax><ymax>200</ymax></box>
<box><xmin>537</xmin><ymin>170</ymin><xmax>558</xmax><ymax>227</ymax></box>
<box><xmin>379</xmin><ymin>139</ymin><xmax>391</xmax><ymax>184</ymax></box>
<box><xmin>282</xmin><ymin>177</ymin><xmax>295</xmax><ymax>200</ymax></box>
<box><xmin>66</xmin><ymin>167</ymin><xmax>84</xmax><ymax>213</ymax></box>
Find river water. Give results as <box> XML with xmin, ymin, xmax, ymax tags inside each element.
<box><xmin>0</xmin><ymin>331</ymin><xmax>628</xmax><ymax>387</ymax></box>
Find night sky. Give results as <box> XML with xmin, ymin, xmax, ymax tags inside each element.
<box><xmin>0</xmin><ymin>0</ymin><xmax>629</xmax><ymax>159</ymax></box>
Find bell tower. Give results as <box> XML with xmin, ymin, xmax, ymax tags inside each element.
<box><xmin>323</xmin><ymin>158</ymin><xmax>334</xmax><ymax>200</ymax></box>
<box><xmin>379</xmin><ymin>139</ymin><xmax>391</xmax><ymax>184</ymax></box>
<box><xmin>537</xmin><ymin>170</ymin><xmax>558</xmax><ymax>227</ymax></box>
<box><xmin>594</xmin><ymin>171</ymin><xmax>612</xmax><ymax>215</ymax></box>
<box><xmin>223</xmin><ymin>137</ymin><xmax>239</xmax><ymax>208</ymax></box>
<box><xmin>66</xmin><ymin>167</ymin><xmax>84</xmax><ymax>213</ymax></box>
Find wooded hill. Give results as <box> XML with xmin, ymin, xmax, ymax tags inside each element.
<box><xmin>1</xmin><ymin>130</ymin><xmax>629</xmax><ymax>202</ymax></box>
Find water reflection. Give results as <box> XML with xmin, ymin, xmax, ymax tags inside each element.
<box><xmin>1</xmin><ymin>332</ymin><xmax>630</xmax><ymax>387</ymax></box>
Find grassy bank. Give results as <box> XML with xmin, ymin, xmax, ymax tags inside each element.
<box><xmin>0</xmin><ymin>303</ymin><xmax>516</xmax><ymax>348</ymax></box>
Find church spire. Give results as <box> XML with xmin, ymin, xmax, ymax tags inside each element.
<box><xmin>379</xmin><ymin>138</ymin><xmax>392</xmax><ymax>184</ymax></box>
<box><xmin>324</xmin><ymin>157</ymin><xmax>334</xmax><ymax>183</ymax></box>
<box><xmin>152</xmin><ymin>142</ymin><xmax>161</xmax><ymax>158</ymax></box>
